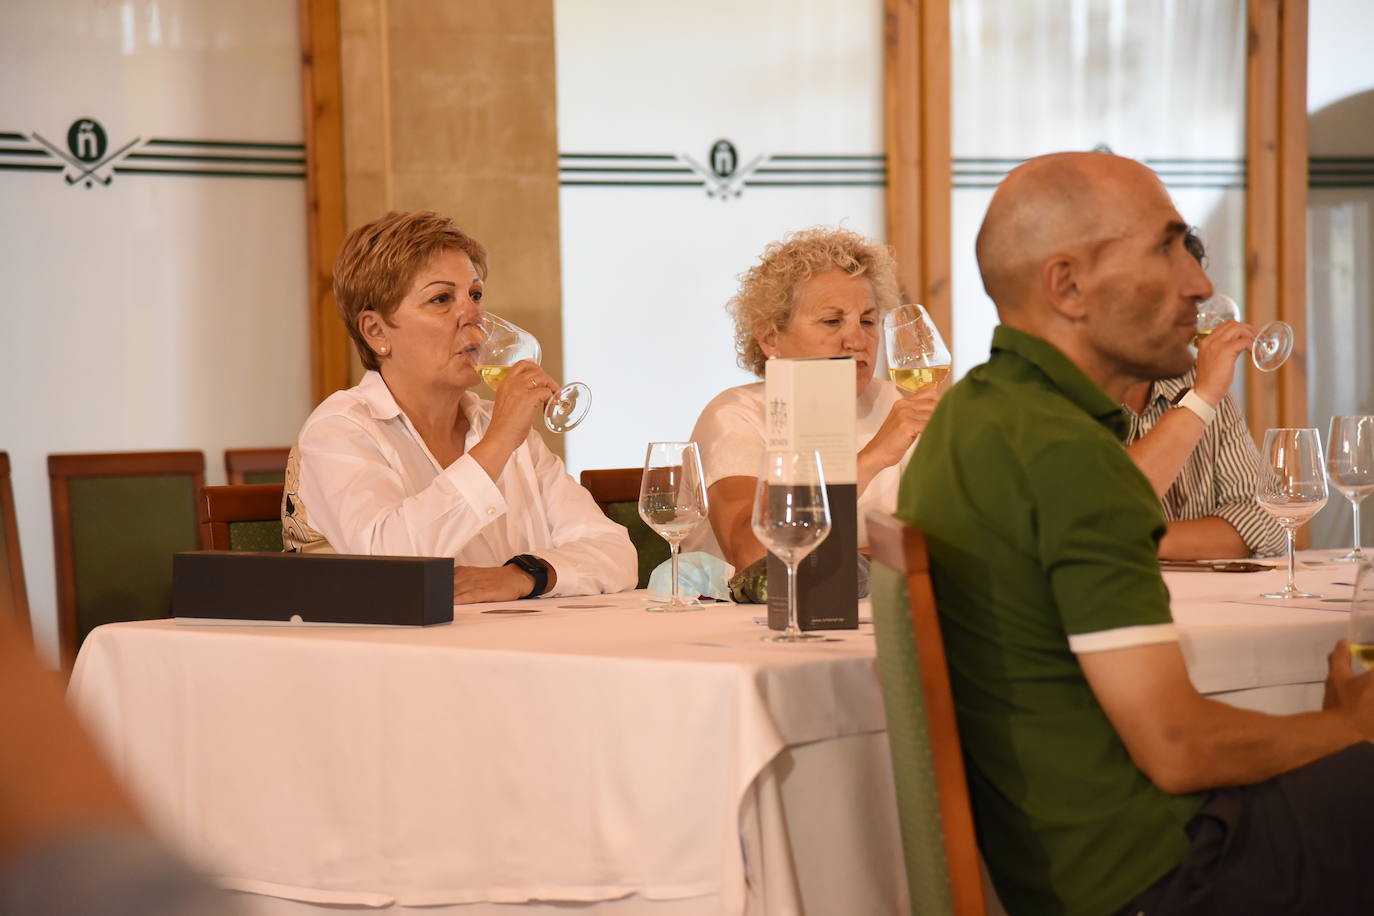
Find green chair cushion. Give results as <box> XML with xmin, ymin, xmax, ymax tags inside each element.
<box><xmin>870</xmin><ymin>559</ymin><xmax>955</xmax><ymax>916</ymax></box>
<box><xmin>244</xmin><ymin>469</ymin><xmax>286</xmax><ymax>485</ymax></box>
<box><xmin>605</xmin><ymin>500</ymin><xmax>670</xmax><ymax>589</ymax></box>
<box><xmin>229</xmin><ymin>519</ymin><xmax>285</xmax><ymax>552</ymax></box>
<box><xmin>68</xmin><ymin>474</ymin><xmax>200</xmax><ymax>649</ymax></box>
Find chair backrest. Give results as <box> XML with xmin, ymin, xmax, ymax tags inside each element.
<box><xmin>48</xmin><ymin>451</ymin><xmax>205</xmax><ymax>668</ymax></box>
<box><xmin>199</xmin><ymin>483</ymin><xmax>286</xmax><ymax>551</ymax></box>
<box><xmin>0</xmin><ymin>452</ymin><xmax>32</xmax><ymax>644</ymax></box>
<box><xmin>866</xmin><ymin>510</ymin><xmax>985</xmax><ymax>916</ymax></box>
<box><xmin>225</xmin><ymin>447</ymin><xmax>290</xmax><ymax>485</ymax></box>
<box><xmin>579</xmin><ymin>467</ymin><xmax>669</xmax><ymax>589</ymax></box>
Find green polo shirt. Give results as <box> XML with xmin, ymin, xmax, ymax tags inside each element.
<box><xmin>897</xmin><ymin>325</ymin><xmax>1205</xmax><ymax>916</ymax></box>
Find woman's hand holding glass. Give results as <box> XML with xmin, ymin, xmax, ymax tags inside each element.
<box><xmin>476</xmin><ymin>313</ymin><xmax>592</xmax><ymax>432</ymax></box>
<box><xmin>1255</xmin><ymin>428</ymin><xmax>1328</xmax><ymax>599</ymax></box>
<box><xmin>1195</xmin><ymin>293</ymin><xmax>1293</xmax><ymax>372</ymax></box>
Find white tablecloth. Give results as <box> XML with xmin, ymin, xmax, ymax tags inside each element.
<box><xmin>66</xmin><ymin>554</ymin><xmax>1358</xmax><ymax>915</ymax></box>
<box><xmin>68</xmin><ymin>590</ymin><xmax>902</xmax><ymax>914</ymax></box>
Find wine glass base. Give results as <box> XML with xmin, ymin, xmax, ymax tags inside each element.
<box><xmin>761</xmin><ymin>631</ymin><xmax>823</xmax><ymax>643</ymax></box>
<box><xmin>1259</xmin><ymin>588</ymin><xmax>1323</xmax><ymax>600</ymax></box>
<box><xmin>1332</xmin><ymin>549</ymin><xmax>1367</xmax><ymax>563</ymax></box>
<box><xmin>646</xmin><ymin>597</ymin><xmax>702</xmax><ymax>613</ymax></box>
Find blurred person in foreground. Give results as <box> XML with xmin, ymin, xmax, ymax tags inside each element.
<box><xmin>1120</xmin><ymin>231</ymin><xmax>1285</xmax><ymax>559</ymax></box>
<box><xmin>686</xmin><ymin>227</ymin><xmax>942</xmax><ymax>573</ymax></box>
<box><xmin>901</xmin><ymin>151</ymin><xmax>1374</xmax><ymax>915</ymax></box>
<box><xmin>282</xmin><ymin>210</ymin><xmax>636</xmax><ymax>603</ymax></box>
<box><xmin>0</xmin><ymin>609</ymin><xmax>237</xmax><ymax>915</ymax></box>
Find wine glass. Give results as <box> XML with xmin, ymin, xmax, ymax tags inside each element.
<box><xmin>1327</xmin><ymin>416</ymin><xmax>1374</xmax><ymax>562</ymax></box>
<box><xmin>881</xmin><ymin>304</ymin><xmax>952</xmax><ymax>394</ymax></box>
<box><xmin>751</xmin><ymin>450</ymin><xmax>832</xmax><ymax>643</ymax></box>
<box><xmin>1349</xmin><ymin>558</ymin><xmax>1374</xmax><ymax>670</ymax></box>
<box><xmin>1254</xmin><ymin>428</ymin><xmax>1329</xmax><ymax>599</ymax></box>
<box><xmin>638</xmin><ymin>441</ymin><xmax>709</xmax><ymax>612</ymax></box>
<box><xmin>475</xmin><ymin>313</ymin><xmax>592</xmax><ymax>432</ymax></box>
<box><xmin>1195</xmin><ymin>293</ymin><xmax>1293</xmax><ymax>372</ymax></box>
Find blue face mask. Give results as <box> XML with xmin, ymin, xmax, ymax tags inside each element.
<box><xmin>648</xmin><ymin>551</ymin><xmax>735</xmax><ymax>602</ymax></box>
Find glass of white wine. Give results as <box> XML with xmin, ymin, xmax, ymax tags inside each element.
<box><xmin>881</xmin><ymin>304</ymin><xmax>952</xmax><ymax>395</ymax></box>
<box><xmin>1327</xmin><ymin>416</ymin><xmax>1374</xmax><ymax>563</ymax></box>
<box><xmin>1348</xmin><ymin>558</ymin><xmax>1374</xmax><ymax>670</ymax></box>
<box><xmin>475</xmin><ymin>313</ymin><xmax>592</xmax><ymax>433</ymax></box>
<box><xmin>1255</xmin><ymin>427</ymin><xmax>1329</xmax><ymax>599</ymax></box>
<box><xmin>1195</xmin><ymin>293</ymin><xmax>1293</xmax><ymax>372</ymax></box>
<box><xmin>751</xmin><ymin>449</ymin><xmax>831</xmax><ymax>643</ymax></box>
<box><xmin>638</xmin><ymin>441</ymin><xmax>709</xmax><ymax>612</ymax></box>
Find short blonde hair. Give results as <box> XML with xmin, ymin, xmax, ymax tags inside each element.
<box><xmin>728</xmin><ymin>227</ymin><xmax>900</xmax><ymax>377</ymax></box>
<box><xmin>333</xmin><ymin>210</ymin><xmax>489</xmax><ymax>372</ymax></box>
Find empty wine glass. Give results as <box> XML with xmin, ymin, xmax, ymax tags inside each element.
<box><xmin>882</xmin><ymin>304</ymin><xmax>952</xmax><ymax>395</ymax></box>
<box><xmin>638</xmin><ymin>441</ymin><xmax>709</xmax><ymax>612</ymax></box>
<box><xmin>1327</xmin><ymin>416</ymin><xmax>1374</xmax><ymax>563</ymax></box>
<box><xmin>1255</xmin><ymin>428</ymin><xmax>1329</xmax><ymax>599</ymax></box>
<box><xmin>475</xmin><ymin>313</ymin><xmax>592</xmax><ymax>432</ymax></box>
<box><xmin>751</xmin><ymin>450</ymin><xmax>832</xmax><ymax>643</ymax></box>
<box><xmin>1195</xmin><ymin>293</ymin><xmax>1293</xmax><ymax>372</ymax></box>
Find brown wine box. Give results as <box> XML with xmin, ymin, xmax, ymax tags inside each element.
<box><xmin>172</xmin><ymin>551</ymin><xmax>454</xmax><ymax>626</ymax></box>
<box><xmin>763</xmin><ymin>357</ymin><xmax>859</xmax><ymax>630</ymax></box>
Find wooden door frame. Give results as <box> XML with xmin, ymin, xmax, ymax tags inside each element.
<box><xmin>300</xmin><ymin>0</ymin><xmax>350</xmax><ymax>404</ymax></box>
<box><xmin>1245</xmin><ymin>0</ymin><xmax>1308</xmax><ymax>434</ymax></box>
<box><xmin>884</xmin><ymin>0</ymin><xmax>952</xmax><ymax>339</ymax></box>
<box><xmin>885</xmin><ymin>0</ymin><xmax>1309</xmax><ymax>437</ymax></box>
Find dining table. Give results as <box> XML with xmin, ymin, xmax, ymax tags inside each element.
<box><xmin>65</xmin><ymin>552</ymin><xmax>1359</xmax><ymax>916</ymax></box>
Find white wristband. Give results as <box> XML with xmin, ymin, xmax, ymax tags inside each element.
<box><xmin>1176</xmin><ymin>390</ymin><xmax>1217</xmax><ymax>426</ymax></box>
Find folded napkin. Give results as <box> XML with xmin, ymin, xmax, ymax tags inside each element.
<box><xmin>648</xmin><ymin>552</ymin><xmax>735</xmax><ymax>601</ymax></box>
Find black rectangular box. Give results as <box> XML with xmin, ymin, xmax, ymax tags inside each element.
<box><xmin>173</xmin><ymin>551</ymin><xmax>454</xmax><ymax>626</ymax></box>
<box><xmin>767</xmin><ymin>483</ymin><xmax>859</xmax><ymax>630</ymax></box>
<box><xmin>763</xmin><ymin>357</ymin><xmax>860</xmax><ymax>631</ymax></box>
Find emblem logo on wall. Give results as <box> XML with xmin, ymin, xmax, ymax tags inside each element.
<box><xmin>558</xmin><ymin>139</ymin><xmax>886</xmax><ymax>201</ymax></box>
<box><xmin>0</xmin><ymin>118</ymin><xmax>305</xmax><ymax>188</ymax></box>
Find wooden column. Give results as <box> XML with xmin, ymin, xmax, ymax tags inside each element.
<box><xmin>1245</xmin><ymin>0</ymin><xmax>1308</xmax><ymax>433</ymax></box>
<box><xmin>300</xmin><ymin>0</ymin><xmax>351</xmax><ymax>404</ymax></box>
<box><xmin>884</xmin><ymin>0</ymin><xmax>952</xmax><ymax>338</ymax></box>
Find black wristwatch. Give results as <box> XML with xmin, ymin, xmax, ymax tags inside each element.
<box><xmin>504</xmin><ymin>554</ymin><xmax>550</xmax><ymax>599</ymax></box>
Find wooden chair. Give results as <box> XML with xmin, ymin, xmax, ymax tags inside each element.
<box><xmin>579</xmin><ymin>467</ymin><xmax>669</xmax><ymax>589</ymax></box>
<box><xmin>225</xmin><ymin>447</ymin><xmax>290</xmax><ymax>485</ymax></box>
<box><xmin>48</xmin><ymin>451</ymin><xmax>205</xmax><ymax>668</ymax></box>
<box><xmin>199</xmin><ymin>484</ymin><xmax>286</xmax><ymax>551</ymax></box>
<box><xmin>0</xmin><ymin>452</ymin><xmax>32</xmax><ymax>644</ymax></box>
<box><xmin>866</xmin><ymin>510</ymin><xmax>986</xmax><ymax>916</ymax></box>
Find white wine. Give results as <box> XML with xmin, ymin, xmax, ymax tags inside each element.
<box><xmin>1191</xmin><ymin>328</ymin><xmax>1213</xmax><ymax>348</ymax></box>
<box><xmin>477</xmin><ymin>365</ymin><xmax>510</xmax><ymax>389</ymax></box>
<box><xmin>1352</xmin><ymin>643</ymin><xmax>1374</xmax><ymax>670</ymax></box>
<box><xmin>1257</xmin><ymin>499</ymin><xmax>1326</xmax><ymax>527</ymax></box>
<box><xmin>889</xmin><ymin>365</ymin><xmax>951</xmax><ymax>394</ymax></box>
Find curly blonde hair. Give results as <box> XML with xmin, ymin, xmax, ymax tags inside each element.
<box><xmin>728</xmin><ymin>227</ymin><xmax>901</xmax><ymax>377</ymax></box>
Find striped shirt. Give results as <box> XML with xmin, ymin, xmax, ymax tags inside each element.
<box><xmin>1123</xmin><ymin>369</ymin><xmax>1286</xmax><ymax>557</ymax></box>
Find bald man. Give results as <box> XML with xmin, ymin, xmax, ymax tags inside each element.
<box><xmin>898</xmin><ymin>152</ymin><xmax>1374</xmax><ymax>916</ymax></box>
<box><xmin>1120</xmin><ymin>233</ymin><xmax>1285</xmax><ymax>560</ymax></box>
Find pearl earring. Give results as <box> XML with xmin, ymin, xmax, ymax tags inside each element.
<box><xmin>378</xmin><ymin>345</ymin><xmax>389</xmax><ymax>355</ymax></box>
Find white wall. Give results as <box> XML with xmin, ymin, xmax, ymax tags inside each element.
<box><xmin>0</xmin><ymin>0</ymin><xmax>311</xmax><ymax>664</ymax></box>
<box><xmin>554</xmin><ymin>0</ymin><xmax>886</xmax><ymax>476</ymax></box>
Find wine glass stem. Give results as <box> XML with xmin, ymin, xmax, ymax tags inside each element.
<box><xmin>784</xmin><ymin>562</ymin><xmax>801</xmax><ymax>639</ymax></box>
<box><xmin>1353</xmin><ymin>498</ymin><xmax>1364</xmax><ymax>553</ymax></box>
<box><xmin>1284</xmin><ymin>528</ymin><xmax>1297</xmax><ymax>593</ymax></box>
<box><xmin>669</xmin><ymin>541</ymin><xmax>682</xmax><ymax>604</ymax></box>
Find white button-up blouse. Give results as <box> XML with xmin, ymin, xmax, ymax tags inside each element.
<box><xmin>284</xmin><ymin>371</ymin><xmax>637</xmax><ymax>598</ymax></box>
